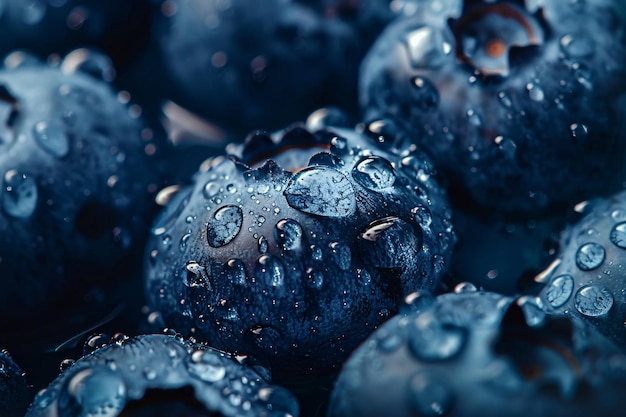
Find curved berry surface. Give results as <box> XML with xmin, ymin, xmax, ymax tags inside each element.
<box><xmin>538</xmin><ymin>190</ymin><xmax>626</xmax><ymax>348</ymax></box>
<box><xmin>0</xmin><ymin>0</ymin><xmax>150</xmax><ymax>65</ymax></box>
<box><xmin>25</xmin><ymin>334</ymin><xmax>299</xmax><ymax>417</ymax></box>
<box><xmin>328</xmin><ymin>285</ymin><xmax>626</xmax><ymax>417</ymax></box>
<box><xmin>153</xmin><ymin>0</ymin><xmax>389</xmax><ymax>134</ymax></box>
<box><xmin>144</xmin><ymin>123</ymin><xmax>455</xmax><ymax>381</ymax></box>
<box><xmin>361</xmin><ymin>0</ymin><xmax>626</xmax><ymax>215</ymax></box>
<box><xmin>0</xmin><ymin>350</ymin><xmax>30</xmax><ymax>417</ymax></box>
<box><xmin>0</xmin><ymin>54</ymin><xmax>164</xmax><ymax>343</ymax></box>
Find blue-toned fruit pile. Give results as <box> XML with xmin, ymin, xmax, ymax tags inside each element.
<box><xmin>1</xmin><ymin>1</ymin><xmax>626</xmax><ymax>417</ymax></box>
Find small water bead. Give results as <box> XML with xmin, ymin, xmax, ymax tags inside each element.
<box><xmin>574</xmin><ymin>285</ymin><xmax>614</xmax><ymax>317</ymax></box>
<box><xmin>60</xmin><ymin>359</ymin><xmax>75</xmax><ymax>372</ymax></box>
<box><xmin>187</xmin><ymin>350</ymin><xmax>226</xmax><ymax>383</ymax></box>
<box><xmin>560</xmin><ymin>33</ymin><xmax>594</xmax><ymax>58</ymax></box>
<box><xmin>497</xmin><ymin>91</ymin><xmax>513</xmax><ymax>108</ymax></box>
<box><xmin>526</xmin><ymin>82</ymin><xmax>545</xmax><ymax>101</ymax></box>
<box><xmin>274</xmin><ymin>219</ymin><xmax>303</xmax><ymax>251</ymax></box>
<box><xmin>179</xmin><ymin>232</ymin><xmax>192</xmax><ymax>252</ymax></box>
<box><xmin>256</xmin><ymin>255</ymin><xmax>285</xmax><ymax>287</ymax></box>
<box><xmin>610</xmin><ymin>222</ymin><xmax>626</xmax><ymax>249</ymax></box>
<box><xmin>33</xmin><ymin>121</ymin><xmax>70</xmax><ymax>157</ymax></box>
<box><xmin>544</xmin><ymin>274</ymin><xmax>574</xmax><ymax>308</ymax></box>
<box><xmin>330</xmin><ymin>242</ymin><xmax>351</xmax><ymax>271</ymax></box>
<box><xmin>352</xmin><ymin>156</ymin><xmax>396</xmax><ymax>191</ymax></box>
<box><xmin>310</xmin><ymin>245</ymin><xmax>322</xmax><ymax>261</ymax></box>
<box><xmin>207</xmin><ymin>205</ymin><xmax>243</xmax><ymax>247</ymax></box>
<box><xmin>401</xmin><ymin>291</ymin><xmax>436</xmax><ymax>314</ymax></box>
<box><xmin>2</xmin><ymin>170</ymin><xmax>38</xmax><ymax>218</ymax></box>
<box><xmin>410</xmin><ymin>76</ymin><xmax>439</xmax><ymax>111</ymax></box>
<box><xmin>143</xmin><ymin>368</ymin><xmax>157</xmax><ymax>381</ymax></box>
<box><xmin>58</xmin><ymin>367</ymin><xmax>126</xmax><ymax>417</ymax></box>
<box><xmin>408</xmin><ymin>372</ymin><xmax>453</xmax><ymax>417</ymax></box>
<box><xmin>454</xmin><ymin>282</ymin><xmax>477</xmax><ymax>293</ymax></box>
<box><xmin>330</xmin><ymin>136</ymin><xmax>348</xmax><ymax>154</ymax></box>
<box><xmin>357</xmin><ymin>217</ymin><xmax>421</xmax><ymax>269</ymax></box>
<box><xmin>466</xmin><ymin>109</ymin><xmax>482</xmax><ymax>127</ymax></box>
<box><xmin>569</xmin><ymin>123</ymin><xmax>589</xmax><ymax>139</ymax></box>
<box><xmin>575</xmin><ymin>242</ymin><xmax>605</xmax><ymax>271</ymax></box>
<box><xmin>258</xmin><ymin>236</ymin><xmax>268</xmax><ymax>253</ymax></box>
<box><xmin>611</xmin><ymin>210</ymin><xmax>626</xmax><ymax>222</ymax></box>
<box><xmin>284</xmin><ymin>166</ymin><xmax>356</xmax><ymax>217</ymax></box>
<box><xmin>203</xmin><ymin>181</ymin><xmax>220</xmax><ymax>199</ymax></box>
<box><xmin>412</xmin><ymin>206</ymin><xmax>432</xmax><ymax>231</ymax></box>
<box><xmin>408</xmin><ymin>312</ymin><xmax>466</xmax><ymax>361</ymax></box>
<box><xmin>404</xmin><ymin>25</ymin><xmax>452</xmax><ymax>69</ymax></box>
<box><xmin>184</xmin><ymin>261</ymin><xmax>212</xmax><ymax>290</ymax></box>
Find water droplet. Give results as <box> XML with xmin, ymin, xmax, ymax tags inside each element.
<box><xmin>330</xmin><ymin>136</ymin><xmax>348</xmax><ymax>154</ymax></box>
<box><xmin>284</xmin><ymin>166</ymin><xmax>356</xmax><ymax>217</ymax></box>
<box><xmin>151</xmin><ymin>186</ymin><xmax>192</xmax><ymax>236</ymax></box>
<box><xmin>408</xmin><ymin>372</ymin><xmax>453</xmax><ymax>417</ymax></box>
<box><xmin>34</xmin><ymin>388</ymin><xmax>54</xmax><ymax>409</ymax></box>
<box><xmin>357</xmin><ymin>217</ymin><xmax>421</xmax><ymax>269</ymax></box>
<box><xmin>495</xmin><ymin>136</ymin><xmax>517</xmax><ymax>159</ymax></box>
<box><xmin>60</xmin><ymin>358</ymin><xmax>75</xmax><ymax>372</ymax></box>
<box><xmin>611</xmin><ymin>210</ymin><xmax>626</xmax><ymax>222</ymax></box>
<box><xmin>330</xmin><ymin>242</ymin><xmax>351</xmax><ymax>271</ymax></box>
<box><xmin>466</xmin><ymin>109</ymin><xmax>482</xmax><ymax>127</ymax></box>
<box><xmin>408</xmin><ymin>312</ymin><xmax>466</xmax><ymax>361</ymax></box>
<box><xmin>610</xmin><ymin>222</ymin><xmax>626</xmax><ymax>249</ymax></box>
<box><xmin>2</xmin><ymin>170</ymin><xmax>37</xmax><ymax>218</ymax></box>
<box><xmin>256</xmin><ymin>255</ymin><xmax>285</xmax><ymax>287</ymax></box>
<box><xmin>574</xmin><ymin>285</ymin><xmax>613</xmax><ymax>317</ymax></box>
<box><xmin>526</xmin><ymin>82</ymin><xmax>545</xmax><ymax>101</ymax></box>
<box><xmin>570</xmin><ymin>123</ymin><xmax>588</xmax><ymax>139</ymax></box>
<box><xmin>225</xmin><ymin>259</ymin><xmax>247</xmax><ymax>285</ymax></box>
<box><xmin>274</xmin><ymin>219</ymin><xmax>303</xmax><ymax>251</ymax></box>
<box><xmin>203</xmin><ymin>181</ymin><xmax>220</xmax><ymax>199</ymax></box>
<box><xmin>575</xmin><ymin>242</ymin><xmax>605</xmax><ymax>271</ymax></box>
<box><xmin>61</xmin><ymin>49</ymin><xmax>116</xmax><ymax>82</ymax></box>
<box><xmin>306</xmin><ymin>268</ymin><xmax>324</xmax><ymax>289</ymax></box>
<box><xmin>560</xmin><ymin>33</ymin><xmax>593</xmax><ymax>58</ymax></box>
<box><xmin>517</xmin><ymin>296</ymin><xmax>546</xmax><ymax>327</ymax></box>
<box><xmin>352</xmin><ymin>156</ymin><xmax>396</xmax><ymax>191</ymax></box>
<box><xmin>258</xmin><ymin>236</ymin><xmax>268</xmax><ymax>253</ymax></box>
<box><xmin>33</xmin><ymin>121</ymin><xmax>70</xmax><ymax>157</ymax></box>
<box><xmin>207</xmin><ymin>205</ymin><xmax>243</xmax><ymax>247</ymax></box>
<box><xmin>377</xmin><ymin>330</ymin><xmax>403</xmax><ymax>353</ymax></box>
<box><xmin>454</xmin><ymin>282</ymin><xmax>477</xmax><ymax>293</ymax></box>
<box><xmin>544</xmin><ymin>274</ymin><xmax>574</xmax><ymax>308</ymax></box>
<box><xmin>184</xmin><ymin>261</ymin><xmax>212</xmax><ymax>290</ymax></box>
<box><xmin>497</xmin><ymin>91</ymin><xmax>512</xmax><ymax>108</ymax></box>
<box><xmin>143</xmin><ymin>368</ymin><xmax>157</xmax><ymax>381</ymax></box>
<box><xmin>402</xmin><ymin>291</ymin><xmax>436</xmax><ymax>314</ymax></box>
<box><xmin>404</xmin><ymin>25</ymin><xmax>452</xmax><ymax>69</ymax></box>
<box><xmin>187</xmin><ymin>350</ymin><xmax>226</xmax><ymax>382</ymax></box>
<box><xmin>179</xmin><ymin>232</ymin><xmax>191</xmax><ymax>252</ymax></box>
<box><xmin>410</xmin><ymin>76</ymin><xmax>439</xmax><ymax>110</ymax></box>
<box><xmin>58</xmin><ymin>367</ymin><xmax>126</xmax><ymax>417</ymax></box>
<box><xmin>411</xmin><ymin>206</ymin><xmax>432</xmax><ymax>231</ymax></box>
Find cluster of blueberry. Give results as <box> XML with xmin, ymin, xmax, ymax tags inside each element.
<box><xmin>1</xmin><ymin>0</ymin><xmax>626</xmax><ymax>416</ymax></box>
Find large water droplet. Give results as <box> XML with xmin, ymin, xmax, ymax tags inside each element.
<box><xmin>187</xmin><ymin>350</ymin><xmax>226</xmax><ymax>382</ymax></box>
<box><xmin>256</xmin><ymin>255</ymin><xmax>285</xmax><ymax>287</ymax></box>
<box><xmin>2</xmin><ymin>170</ymin><xmax>38</xmax><ymax>218</ymax></box>
<box><xmin>544</xmin><ymin>274</ymin><xmax>574</xmax><ymax>308</ymax></box>
<box><xmin>57</xmin><ymin>367</ymin><xmax>126</xmax><ymax>417</ymax></box>
<box><xmin>207</xmin><ymin>205</ymin><xmax>243</xmax><ymax>247</ymax></box>
<box><xmin>284</xmin><ymin>166</ymin><xmax>356</xmax><ymax>217</ymax></box>
<box><xmin>574</xmin><ymin>285</ymin><xmax>613</xmax><ymax>317</ymax></box>
<box><xmin>610</xmin><ymin>222</ymin><xmax>626</xmax><ymax>249</ymax></box>
<box><xmin>357</xmin><ymin>217</ymin><xmax>421</xmax><ymax>269</ymax></box>
<box><xmin>352</xmin><ymin>156</ymin><xmax>396</xmax><ymax>191</ymax></box>
<box><xmin>408</xmin><ymin>312</ymin><xmax>466</xmax><ymax>361</ymax></box>
<box><xmin>408</xmin><ymin>372</ymin><xmax>453</xmax><ymax>417</ymax></box>
<box><xmin>404</xmin><ymin>25</ymin><xmax>452</xmax><ymax>69</ymax></box>
<box><xmin>575</xmin><ymin>242</ymin><xmax>605</xmax><ymax>271</ymax></box>
<box><xmin>274</xmin><ymin>218</ymin><xmax>303</xmax><ymax>251</ymax></box>
<box><xmin>33</xmin><ymin>121</ymin><xmax>70</xmax><ymax>157</ymax></box>
<box><xmin>560</xmin><ymin>33</ymin><xmax>593</xmax><ymax>58</ymax></box>
<box><xmin>330</xmin><ymin>242</ymin><xmax>351</xmax><ymax>271</ymax></box>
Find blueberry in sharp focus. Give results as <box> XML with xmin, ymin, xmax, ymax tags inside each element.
<box><xmin>0</xmin><ymin>51</ymin><xmax>165</xmax><ymax>347</ymax></box>
<box><xmin>144</xmin><ymin>122</ymin><xmax>455</xmax><ymax>382</ymax></box>
<box><xmin>0</xmin><ymin>350</ymin><xmax>30</xmax><ymax>417</ymax></box>
<box><xmin>153</xmin><ymin>0</ymin><xmax>391</xmax><ymax>135</ymax></box>
<box><xmin>360</xmin><ymin>0</ymin><xmax>626</xmax><ymax>215</ymax></box>
<box><xmin>328</xmin><ymin>284</ymin><xmax>626</xmax><ymax>417</ymax></box>
<box><xmin>537</xmin><ymin>190</ymin><xmax>626</xmax><ymax>349</ymax></box>
<box><xmin>25</xmin><ymin>334</ymin><xmax>299</xmax><ymax>417</ymax></box>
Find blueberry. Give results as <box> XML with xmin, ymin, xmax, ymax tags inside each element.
<box><xmin>328</xmin><ymin>285</ymin><xmax>626</xmax><ymax>417</ymax></box>
<box><xmin>537</xmin><ymin>190</ymin><xmax>626</xmax><ymax>347</ymax></box>
<box><xmin>360</xmin><ymin>0</ymin><xmax>626</xmax><ymax>215</ymax></box>
<box><xmin>0</xmin><ymin>350</ymin><xmax>30</xmax><ymax>417</ymax></box>
<box><xmin>24</xmin><ymin>333</ymin><xmax>299</xmax><ymax>417</ymax></box>
<box><xmin>144</xmin><ymin>122</ymin><xmax>455</xmax><ymax>382</ymax></box>
<box><xmin>153</xmin><ymin>0</ymin><xmax>389</xmax><ymax>135</ymax></box>
<box><xmin>0</xmin><ymin>52</ymin><xmax>165</xmax><ymax>347</ymax></box>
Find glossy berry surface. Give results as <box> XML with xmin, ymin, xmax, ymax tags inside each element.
<box><xmin>538</xmin><ymin>190</ymin><xmax>626</xmax><ymax>348</ymax></box>
<box><xmin>25</xmin><ymin>334</ymin><xmax>299</xmax><ymax>417</ymax></box>
<box><xmin>360</xmin><ymin>0</ymin><xmax>626</xmax><ymax>215</ymax></box>
<box><xmin>153</xmin><ymin>0</ymin><xmax>391</xmax><ymax>135</ymax></box>
<box><xmin>329</xmin><ymin>285</ymin><xmax>626</xmax><ymax>417</ymax></box>
<box><xmin>0</xmin><ymin>54</ymin><xmax>164</xmax><ymax>345</ymax></box>
<box><xmin>0</xmin><ymin>350</ymin><xmax>30</xmax><ymax>417</ymax></box>
<box><xmin>144</xmin><ymin>123</ymin><xmax>455</xmax><ymax>381</ymax></box>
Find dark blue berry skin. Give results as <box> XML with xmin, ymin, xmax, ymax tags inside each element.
<box><xmin>0</xmin><ymin>350</ymin><xmax>30</xmax><ymax>417</ymax></box>
<box><xmin>0</xmin><ymin>0</ymin><xmax>150</xmax><ymax>66</ymax></box>
<box><xmin>144</xmin><ymin>122</ymin><xmax>455</xmax><ymax>382</ymax></box>
<box><xmin>153</xmin><ymin>0</ymin><xmax>393</xmax><ymax>135</ymax></box>
<box><xmin>360</xmin><ymin>0</ymin><xmax>626</xmax><ymax>216</ymax></box>
<box><xmin>538</xmin><ymin>190</ymin><xmax>626</xmax><ymax>349</ymax></box>
<box><xmin>24</xmin><ymin>334</ymin><xmax>299</xmax><ymax>417</ymax></box>
<box><xmin>0</xmin><ymin>54</ymin><xmax>166</xmax><ymax>348</ymax></box>
<box><xmin>328</xmin><ymin>286</ymin><xmax>626</xmax><ymax>417</ymax></box>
